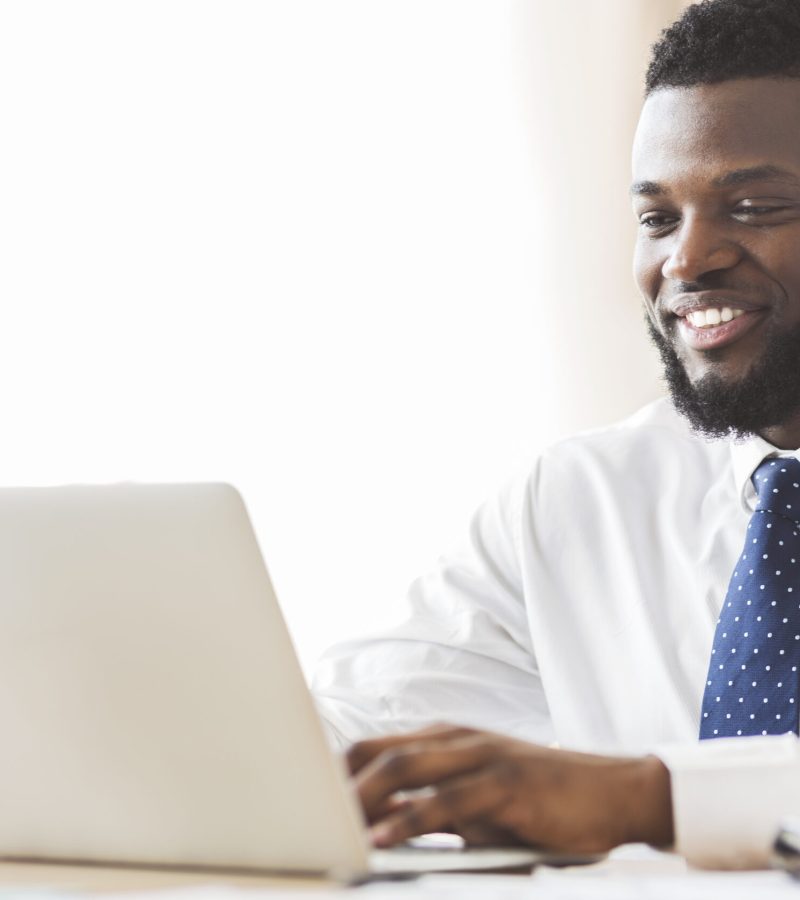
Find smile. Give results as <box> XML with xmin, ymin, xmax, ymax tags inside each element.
<box><xmin>685</xmin><ymin>307</ymin><xmax>745</xmax><ymax>328</ymax></box>
<box><xmin>675</xmin><ymin>306</ymin><xmax>767</xmax><ymax>351</ymax></box>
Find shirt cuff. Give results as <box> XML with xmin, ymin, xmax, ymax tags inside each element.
<box><xmin>654</xmin><ymin>733</ymin><xmax>800</xmax><ymax>868</ymax></box>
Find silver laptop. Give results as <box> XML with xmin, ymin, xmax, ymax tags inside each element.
<box><xmin>0</xmin><ymin>483</ymin><xmax>593</xmax><ymax>878</ymax></box>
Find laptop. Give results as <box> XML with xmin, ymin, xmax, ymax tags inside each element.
<box><xmin>0</xmin><ymin>483</ymin><xmax>597</xmax><ymax>879</ymax></box>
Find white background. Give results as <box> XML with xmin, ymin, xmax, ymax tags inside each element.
<box><xmin>0</xmin><ymin>1</ymin><xmax>669</xmax><ymax>673</ymax></box>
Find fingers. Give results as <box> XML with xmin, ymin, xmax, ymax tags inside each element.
<box><xmin>457</xmin><ymin>822</ymin><xmax>524</xmax><ymax>848</ymax></box>
<box><xmin>347</xmin><ymin>724</ymin><xmax>475</xmax><ymax>775</ymax></box>
<box><xmin>369</xmin><ymin>767</ymin><xmax>511</xmax><ymax>848</ymax></box>
<box><xmin>368</xmin><ymin>793</ymin><xmax>410</xmax><ymax>825</ymax></box>
<box><xmin>355</xmin><ymin>736</ymin><xmax>496</xmax><ymax>821</ymax></box>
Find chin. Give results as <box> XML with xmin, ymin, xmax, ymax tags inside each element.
<box><xmin>685</xmin><ymin>360</ymin><xmax>755</xmax><ymax>391</ymax></box>
<box><xmin>647</xmin><ymin>317</ymin><xmax>800</xmax><ymax>441</ymax></box>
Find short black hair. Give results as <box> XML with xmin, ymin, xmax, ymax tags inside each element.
<box><xmin>646</xmin><ymin>0</ymin><xmax>800</xmax><ymax>95</ymax></box>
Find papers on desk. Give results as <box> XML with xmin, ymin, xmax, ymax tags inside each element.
<box><xmin>529</xmin><ymin>868</ymin><xmax>800</xmax><ymax>899</ymax></box>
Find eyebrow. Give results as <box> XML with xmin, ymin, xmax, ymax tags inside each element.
<box><xmin>629</xmin><ymin>165</ymin><xmax>800</xmax><ymax>197</ymax></box>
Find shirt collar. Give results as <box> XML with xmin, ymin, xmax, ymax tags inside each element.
<box><xmin>730</xmin><ymin>435</ymin><xmax>800</xmax><ymax>512</ymax></box>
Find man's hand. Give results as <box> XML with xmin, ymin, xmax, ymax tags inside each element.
<box><xmin>347</xmin><ymin>725</ymin><xmax>674</xmax><ymax>854</ymax></box>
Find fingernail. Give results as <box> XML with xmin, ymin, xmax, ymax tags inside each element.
<box><xmin>370</xmin><ymin>823</ymin><xmax>393</xmax><ymax>847</ymax></box>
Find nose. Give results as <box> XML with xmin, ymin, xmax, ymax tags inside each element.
<box><xmin>661</xmin><ymin>214</ymin><xmax>742</xmax><ymax>282</ymax></box>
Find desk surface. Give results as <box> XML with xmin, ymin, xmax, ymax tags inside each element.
<box><xmin>0</xmin><ymin>860</ymin><xmax>327</xmax><ymax>893</ymax></box>
<box><xmin>0</xmin><ymin>848</ymin><xmax>795</xmax><ymax>898</ymax></box>
<box><xmin>0</xmin><ymin>851</ymin><xmax>678</xmax><ymax>894</ymax></box>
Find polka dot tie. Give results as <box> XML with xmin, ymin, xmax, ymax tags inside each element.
<box><xmin>700</xmin><ymin>457</ymin><xmax>800</xmax><ymax>739</ymax></box>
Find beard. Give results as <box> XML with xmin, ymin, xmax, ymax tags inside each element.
<box><xmin>647</xmin><ymin>317</ymin><xmax>800</xmax><ymax>440</ymax></box>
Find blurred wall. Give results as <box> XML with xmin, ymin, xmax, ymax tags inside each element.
<box><xmin>512</xmin><ymin>0</ymin><xmax>688</xmax><ymax>436</ymax></box>
<box><xmin>1</xmin><ymin>1</ymin><xmax>692</xmax><ymax>672</ymax></box>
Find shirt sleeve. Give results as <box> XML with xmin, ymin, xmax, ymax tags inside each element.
<box><xmin>312</xmin><ymin>472</ymin><xmax>555</xmax><ymax>751</ymax></box>
<box><xmin>655</xmin><ymin>733</ymin><xmax>800</xmax><ymax>868</ymax></box>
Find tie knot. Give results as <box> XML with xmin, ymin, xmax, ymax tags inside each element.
<box><xmin>753</xmin><ymin>457</ymin><xmax>800</xmax><ymax>521</ymax></box>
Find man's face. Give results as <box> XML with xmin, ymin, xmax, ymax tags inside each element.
<box><xmin>632</xmin><ymin>78</ymin><xmax>800</xmax><ymax>440</ymax></box>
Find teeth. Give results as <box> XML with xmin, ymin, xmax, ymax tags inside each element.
<box><xmin>686</xmin><ymin>307</ymin><xmax>745</xmax><ymax>328</ymax></box>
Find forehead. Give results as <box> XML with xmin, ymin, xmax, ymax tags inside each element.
<box><xmin>632</xmin><ymin>78</ymin><xmax>800</xmax><ymax>185</ymax></box>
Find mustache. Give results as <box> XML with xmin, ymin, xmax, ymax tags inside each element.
<box><xmin>657</xmin><ymin>279</ymin><xmax>778</xmax><ymax>318</ymax></box>
<box><xmin>665</xmin><ymin>278</ymin><xmax>769</xmax><ymax>297</ymax></box>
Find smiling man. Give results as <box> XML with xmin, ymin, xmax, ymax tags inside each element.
<box><xmin>314</xmin><ymin>0</ymin><xmax>800</xmax><ymax>869</ymax></box>
<box><xmin>638</xmin><ymin>81</ymin><xmax>800</xmax><ymax>449</ymax></box>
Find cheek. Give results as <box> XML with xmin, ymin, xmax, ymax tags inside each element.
<box><xmin>633</xmin><ymin>239</ymin><xmax>662</xmax><ymax>317</ymax></box>
<box><xmin>742</xmin><ymin>232</ymin><xmax>800</xmax><ymax>317</ymax></box>
<box><xmin>773</xmin><ymin>264</ymin><xmax>800</xmax><ymax>322</ymax></box>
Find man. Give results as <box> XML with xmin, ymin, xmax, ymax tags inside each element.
<box><xmin>314</xmin><ymin>0</ymin><xmax>800</xmax><ymax>869</ymax></box>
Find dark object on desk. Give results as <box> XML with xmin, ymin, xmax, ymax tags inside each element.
<box><xmin>772</xmin><ymin>817</ymin><xmax>800</xmax><ymax>876</ymax></box>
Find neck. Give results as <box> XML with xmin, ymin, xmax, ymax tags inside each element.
<box><xmin>759</xmin><ymin>413</ymin><xmax>800</xmax><ymax>450</ymax></box>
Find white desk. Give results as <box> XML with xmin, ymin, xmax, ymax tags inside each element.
<box><xmin>0</xmin><ymin>847</ymin><xmax>796</xmax><ymax>898</ymax></box>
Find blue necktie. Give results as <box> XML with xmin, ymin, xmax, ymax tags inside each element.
<box><xmin>700</xmin><ymin>457</ymin><xmax>800</xmax><ymax>739</ymax></box>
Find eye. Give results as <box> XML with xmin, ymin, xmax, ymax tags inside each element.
<box><xmin>733</xmin><ymin>201</ymin><xmax>794</xmax><ymax>221</ymax></box>
<box><xmin>637</xmin><ymin>211</ymin><xmax>678</xmax><ymax>232</ymax></box>
<box><xmin>736</xmin><ymin>205</ymin><xmax>784</xmax><ymax>215</ymax></box>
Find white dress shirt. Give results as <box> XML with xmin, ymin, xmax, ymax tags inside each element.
<box><xmin>312</xmin><ymin>398</ymin><xmax>800</xmax><ymax>868</ymax></box>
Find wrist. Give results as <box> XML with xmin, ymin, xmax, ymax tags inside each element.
<box><xmin>623</xmin><ymin>755</ymin><xmax>674</xmax><ymax>848</ymax></box>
